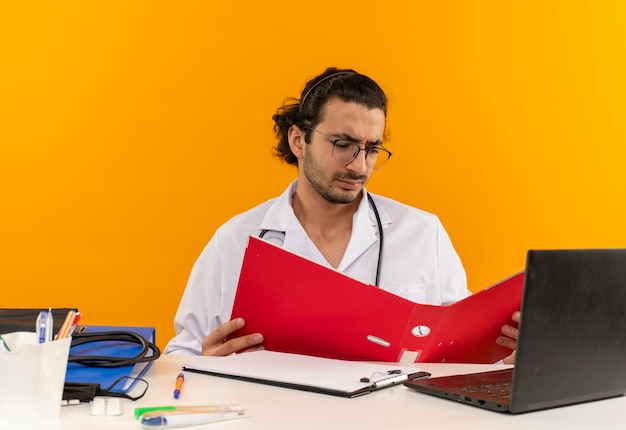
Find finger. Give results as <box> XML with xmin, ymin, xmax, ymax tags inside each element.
<box><xmin>501</xmin><ymin>323</ymin><xmax>519</xmax><ymax>341</ymax></box>
<box><xmin>218</xmin><ymin>333</ymin><xmax>264</xmax><ymax>356</ymax></box>
<box><xmin>496</xmin><ymin>335</ymin><xmax>516</xmax><ymax>351</ymax></box>
<box><xmin>240</xmin><ymin>343</ymin><xmax>266</xmax><ymax>354</ymax></box>
<box><xmin>502</xmin><ymin>351</ymin><xmax>516</xmax><ymax>365</ymax></box>
<box><xmin>511</xmin><ymin>311</ymin><xmax>521</xmax><ymax>323</ymax></box>
<box><xmin>203</xmin><ymin>318</ymin><xmax>245</xmax><ymax>348</ymax></box>
<box><xmin>201</xmin><ymin>317</ymin><xmax>264</xmax><ymax>356</ymax></box>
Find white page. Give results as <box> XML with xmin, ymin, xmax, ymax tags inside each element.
<box><xmin>184</xmin><ymin>350</ymin><xmax>422</xmax><ymax>394</ymax></box>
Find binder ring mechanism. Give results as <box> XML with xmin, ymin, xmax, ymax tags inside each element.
<box><xmin>411</xmin><ymin>325</ymin><xmax>431</xmax><ymax>337</ymax></box>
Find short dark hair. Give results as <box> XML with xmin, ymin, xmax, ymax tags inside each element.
<box><xmin>272</xmin><ymin>67</ymin><xmax>388</xmax><ymax>166</ymax></box>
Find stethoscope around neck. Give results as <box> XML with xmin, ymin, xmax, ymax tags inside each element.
<box><xmin>259</xmin><ymin>193</ymin><xmax>384</xmax><ymax>286</ymax></box>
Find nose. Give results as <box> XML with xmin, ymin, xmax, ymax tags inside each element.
<box><xmin>345</xmin><ymin>146</ymin><xmax>369</xmax><ymax>172</ymax></box>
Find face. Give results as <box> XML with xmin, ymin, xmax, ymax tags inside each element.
<box><xmin>294</xmin><ymin>98</ymin><xmax>386</xmax><ymax>205</ymax></box>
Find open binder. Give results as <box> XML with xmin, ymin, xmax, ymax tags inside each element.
<box><xmin>230</xmin><ymin>236</ymin><xmax>524</xmax><ymax>364</ymax></box>
<box><xmin>183</xmin><ymin>350</ymin><xmax>429</xmax><ymax>398</ymax></box>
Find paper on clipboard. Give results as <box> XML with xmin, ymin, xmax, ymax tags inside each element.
<box><xmin>230</xmin><ymin>236</ymin><xmax>524</xmax><ymax>364</ymax></box>
<box><xmin>183</xmin><ymin>350</ymin><xmax>428</xmax><ymax>398</ymax></box>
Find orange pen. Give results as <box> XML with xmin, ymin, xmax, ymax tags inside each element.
<box><xmin>173</xmin><ymin>372</ymin><xmax>184</xmax><ymax>399</ymax></box>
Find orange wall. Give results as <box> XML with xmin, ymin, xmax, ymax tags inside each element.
<box><xmin>2</xmin><ymin>2</ymin><xmax>626</xmax><ymax>349</ymax></box>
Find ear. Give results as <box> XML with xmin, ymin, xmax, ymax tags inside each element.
<box><xmin>288</xmin><ymin>125</ymin><xmax>306</xmax><ymax>160</ymax></box>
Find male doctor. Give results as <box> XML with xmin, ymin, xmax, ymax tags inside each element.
<box><xmin>165</xmin><ymin>67</ymin><xmax>519</xmax><ymax>364</ymax></box>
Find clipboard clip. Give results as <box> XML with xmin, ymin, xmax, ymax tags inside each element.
<box><xmin>360</xmin><ymin>370</ymin><xmax>431</xmax><ymax>389</ymax></box>
<box><xmin>360</xmin><ymin>369</ymin><xmax>402</xmax><ymax>383</ymax></box>
<box><xmin>360</xmin><ymin>370</ymin><xmax>407</xmax><ymax>388</ymax></box>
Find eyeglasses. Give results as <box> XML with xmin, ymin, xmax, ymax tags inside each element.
<box><xmin>307</xmin><ymin>127</ymin><xmax>392</xmax><ymax>171</ymax></box>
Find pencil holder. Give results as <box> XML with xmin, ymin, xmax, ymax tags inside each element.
<box><xmin>0</xmin><ymin>331</ymin><xmax>71</xmax><ymax>424</ymax></box>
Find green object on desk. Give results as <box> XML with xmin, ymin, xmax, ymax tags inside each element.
<box><xmin>135</xmin><ymin>404</ymin><xmax>246</xmax><ymax>420</ymax></box>
<box><xmin>134</xmin><ymin>406</ymin><xmax>177</xmax><ymax>419</ymax></box>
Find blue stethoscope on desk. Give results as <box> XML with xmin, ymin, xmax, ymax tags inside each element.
<box><xmin>259</xmin><ymin>193</ymin><xmax>384</xmax><ymax>287</ymax></box>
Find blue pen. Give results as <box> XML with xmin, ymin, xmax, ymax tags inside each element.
<box><xmin>36</xmin><ymin>311</ymin><xmax>47</xmax><ymax>343</ymax></box>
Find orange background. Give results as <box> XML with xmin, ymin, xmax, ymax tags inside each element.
<box><xmin>2</xmin><ymin>2</ymin><xmax>625</xmax><ymax>349</ymax></box>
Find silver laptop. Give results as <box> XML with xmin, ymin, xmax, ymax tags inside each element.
<box><xmin>404</xmin><ymin>249</ymin><xmax>626</xmax><ymax>413</ymax></box>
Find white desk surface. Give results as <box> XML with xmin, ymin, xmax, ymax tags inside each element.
<box><xmin>5</xmin><ymin>354</ymin><xmax>624</xmax><ymax>430</ymax></box>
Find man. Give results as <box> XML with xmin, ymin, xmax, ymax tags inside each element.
<box><xmin>165</xmin><ymin>67</ymin><xmax>519</xmax><ymax>363</ymax></box>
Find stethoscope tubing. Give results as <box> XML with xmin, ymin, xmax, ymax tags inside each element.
<box><xmin>259</xmin><ymin>192</ymin><xmax>383</xmax><ymax>286</ymax></box>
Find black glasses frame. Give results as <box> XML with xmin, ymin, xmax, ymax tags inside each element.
<box><xmin>307</xmin><ymin>126</ymin><xmax>392</xmax><ymax>170</ymax></box>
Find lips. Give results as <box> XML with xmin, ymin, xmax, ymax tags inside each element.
<box><xmin>337</xmin><ymin>179</ymin><xmax>362</xmax><ymax>190</ymax></box>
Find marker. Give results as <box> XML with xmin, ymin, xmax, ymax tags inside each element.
<box><xmin>173</xmin><ymin>372</ymin><xmax>184</xmax><ymax>399</ymax></box>
<box><xmin>135</xmin><ymin>404</ymin><xmax>244</xmax><ymax>420</ymax></box>
<box><xmin>140</xmin><ymin>411</ymin><xmax>245</xmax><ymax>428</ymax></box>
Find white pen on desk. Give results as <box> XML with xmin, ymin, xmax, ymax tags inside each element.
<box><xmin>140</xmin><ymin>411</ymin><xmax>245</xmax><ymax>428</ymax></box>
<box><xmin>135</xmin><ymin>404</ymin><xmax>244</xmax><ymax>420</ymax></box>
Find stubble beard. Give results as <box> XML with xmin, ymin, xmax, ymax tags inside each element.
<box><xmin>302</xmin><ymin>148</ymin><xmax>369</xmax><ymax>205</ymax></box>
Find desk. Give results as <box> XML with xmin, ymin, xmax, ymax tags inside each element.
<box><xmin>6</xmin><ymin>354</ymin><xmax>624</xmax><ymax>430</ymax></box>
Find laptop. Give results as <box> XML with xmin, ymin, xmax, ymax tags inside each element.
<box><xmin>404</xmin><ymin>249</ymin><xmax>626</xmax><ymax>413</ymax></box>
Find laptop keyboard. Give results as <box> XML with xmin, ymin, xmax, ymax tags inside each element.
<box><xmin>457</xmin><ymin>381</ymin><xmax>512</xmax><ymax>400</ymax></box>
<box><xmin>404</xmin><ymin>368</ymin><xmax>514</xmax><ymax>407</ymax></box>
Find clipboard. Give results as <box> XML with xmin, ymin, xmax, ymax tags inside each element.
<box><xmin>230</xmin><ymin>236</ymin><xmax>524</xmax><ymax>364</ymax></box>
<box><xmin>183</xmin><ymin>350</ymin><xmax>430</xmax><ymax>398</ymax></box>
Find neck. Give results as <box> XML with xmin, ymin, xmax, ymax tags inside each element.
<box><xmin>291</xmin><ymin>182</ymin><xmax>362</xmax><ymax>268</ymax></box>
<box><xmin>291</xmin><ymin>185</ymin><xmax>362</xmax><ymax>236</ymax></box>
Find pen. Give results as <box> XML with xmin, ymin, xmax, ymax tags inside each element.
<box><xmin>56</xmin><ymin>310</ymin><xmax>76</xmax><ymax>340</ymax></box>
<box><xmin>140</xmin><ymin>411</ymin><xmax>245</xmax><ymax>428</ymax></box>
<box><xmin>173</xmin><ymin>372</ymin><xmax>184</xmax><ymax>399</ymax></box>
<box><xmin>45</xmin><ymin>308</ymin><xmax>54</xmax><ymax>342</ymax></box>
<box><xmin>135</xmin><ymin>404</ymin><xmax>245</xmax><ymax>420</ymax></box>
<box><xmin>36</xmin><ymin>310</ymin><xmax>47</xmax><ymax>343</ymax></box>
<box><xmin>67</xmin><ymin>312</ymin><xmax>82</xmax><ymax>337</ymax></box>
